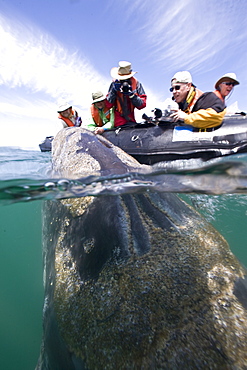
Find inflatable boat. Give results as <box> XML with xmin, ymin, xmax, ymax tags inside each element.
<box><xmin>39</xmin><ymin>136</ymin><xmax>54</xmax><ymax>152</ymax></box>
<box><xmin>39</xmin><ymin>113</ymin><xmax>247</xmax><ymax>164</ymax></box>
<box><xmin>103</xmin><ymin>113</ymin><xmax>247</xmax><ymax>164</ymax></box>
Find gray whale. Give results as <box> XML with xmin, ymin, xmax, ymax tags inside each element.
<box><xmin>37</xmin><ymin>127</ymin><xmax>247</xmax><ymax>369</ymax></box>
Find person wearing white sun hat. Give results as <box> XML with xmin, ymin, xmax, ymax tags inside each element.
<box><xmin>57</xmin><ymin>101</ymin><xmax>82</xmax><ymax>128</ymax></box>
<box><xmin>214</xmin><ymin>73</ymin><xmax>240</xmax><ymax>103</ymax></box>
<box><xmin>106</xmin><ymin>61</ymin><xmax>147</xmax><ymax>127</ymax></box>
<box><xmin>169</xmin><ymin>71</ymin><xmax>226</xmax><ymax>130</ymax></box>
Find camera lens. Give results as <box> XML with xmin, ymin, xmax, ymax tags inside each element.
<box><xmin>122</xmin><ymin>82</ymin><xmax>130</xmax><ymax>93</ymax></box>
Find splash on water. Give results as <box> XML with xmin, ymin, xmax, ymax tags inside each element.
<box><xmin>1</xmin><ymin>153</ymin><xmax>247</xmax><ymax>205</ymax></box>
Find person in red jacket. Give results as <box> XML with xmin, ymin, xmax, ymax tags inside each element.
<box><xmin>106</xmin><ymin>61</ymin><xmax>147</xmax><ymax>127</ymax></box>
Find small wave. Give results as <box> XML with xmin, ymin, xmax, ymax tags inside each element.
<box><xmin>1</xmin><ymin>155</ymin><xmax>247</xmax><ymax>205</ymax></box>
<box><xmin>0</xmin><ymin>146</ymin><xmax>52</xmax><ymax>181</ymax></box>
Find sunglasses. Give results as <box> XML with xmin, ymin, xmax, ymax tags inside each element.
<box><xmin>222</xmin><ymin>82</ymin><xmax>235</xmax><ymax>86</ymax></box>
<box><xmin>170</xmin><ymin>85</ymin><xmax>182</xmax><ymax>92</ymax></box>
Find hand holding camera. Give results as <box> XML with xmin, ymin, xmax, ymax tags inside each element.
<box><xmin>113</xmin><ymin>80</ymin><xmax>135</xmax><ymax>96</ymax></box>
<box><xmin>113</xmin><ymin>81</ymin><xmax>122</xmax><ymax>91</ymax></box>
<box><xmin>120</xmin><ymin>81</ymin><xmax>132</xmax><ymax>94</ymax></box>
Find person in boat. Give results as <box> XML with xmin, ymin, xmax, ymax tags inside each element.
<box><xmin>86</xmin><ymin>91</ymin><xmax>114</xmax><ymax>134</ymax></box>
<box><xmin>214</xmin><ymin>73</ymin><xmax>239</xmax><ymax>103</ymax></box>
<box><xmin>57</xmin><ymin>102</ymin><xmax>82</xmax><ymax>128</ymax></box>
<box><xmin>169</xmin><ymin>71</ymin><xmax>226</xmax><ymax>130</ymax></box>
<box><xmin>106</xmin><ymin>61</ymin><xmax>147</xmax><ymax>127</ymax></box>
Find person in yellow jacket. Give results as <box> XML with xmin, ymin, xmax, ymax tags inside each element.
<box><xmin>169</xmin><ymin>71</ymin><xmax>226</xmax><ymax>130</ymax></box>
<box><xmin>86</xmin><ymin>91</ymin><xmax>114</xmax><ymax>134</ymax></box>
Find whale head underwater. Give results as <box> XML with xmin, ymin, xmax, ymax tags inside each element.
<box><xmin>36</xmin><ymin>127</ymin><xmax>247</xmax><ymax>369</ymax></box>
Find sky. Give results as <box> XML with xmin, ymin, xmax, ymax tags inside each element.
<box><xmin>0</xmin><ymin>0</ymin><xmax>246</xmax><ymax>149</ymax></box>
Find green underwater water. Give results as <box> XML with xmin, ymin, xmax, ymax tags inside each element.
<box><xmin>183</xmin><ymin>194</ymin><xmax>247</xmax><ymax>268</ymax></box>
<box><xmin>0</xmin><ymin>201</ymin><xmax>43</xmax><ymax>370</ymax></box>
<box><xmin>211</xmin><ymin>196</ymin><xmax>247</xmax><ymax>268</ymax></box>
<box><xmin>0</xmin><ymin>195</ymin><xmax>246</xmax><ymax>369</ymax></box>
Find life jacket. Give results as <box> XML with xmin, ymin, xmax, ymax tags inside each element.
<box><xmin>181</xmin><ymin>87</ymin><xmax>203</xmax><ymax>113</ymax></box>
<box><xmin>115</xmin><ymin>77</ymin><xmax>138</xmax><ymax>121</ymax></box>
<box><xmin>214</xmin><ymin>89</ymin><xmax>225</xmax><ymax>102</ymax></box>
<box><xmin>58</xmin><ymin>110</ymin><xmax>76</xmax><ymax>127</ymax></box>
<box><xmin>90</xmin><ymin>104</ymin><xmax>112</xmax><ymax>127</ymax></box>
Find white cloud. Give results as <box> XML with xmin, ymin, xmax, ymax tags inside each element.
<box><xmin>0</xmin><ymin>11</ymin><xmax>113</xmax><ymax>148</ymax></box>
<box><xmin>0</xmin><ymin>9</ymin><xmax>165</xmax><ymax>149</ymax></box>
<box><xmin>0</xmin><ymin>13</ymin><xmax>109</xmax><ymax>109</ymax></box>
<box><xmin>118</xmin><ymin>0</ymin><xmax>247</xmax><ymax>73</ymax></box>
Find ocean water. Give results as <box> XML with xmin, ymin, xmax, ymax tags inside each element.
<box><xmin>0</xmin><ymin>147</ymin><xmax>247</xmax><ymax>370</ymax></box>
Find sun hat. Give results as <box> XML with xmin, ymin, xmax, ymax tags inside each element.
<box><xmin>171</xmin><ymin>71</ymin><xmax>192</xmax><ymax>84</ymax></box>
<box><xmin>57</xmin><ymin>102</ymin><xmax>72</xmax><ymax>113</ymax></box>
<box><xmin>110</xmin><ymin>61</ymin><xmax>137</xmax><ymax>81</ymax></box>
<box><xmin>215</xmin><ymin>73</ymin><xmax>240</xmax><ymax>89</ymax></box>
<box><xmin>92</xmin><ymin>91</ymin><xmax>105</xmax><ymax>104</ymax></box>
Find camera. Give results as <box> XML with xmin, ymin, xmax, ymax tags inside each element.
<box><xmin>121</xmin><ymin>81</ymin><xmax>131</xmax><ymax>93</ymax></box>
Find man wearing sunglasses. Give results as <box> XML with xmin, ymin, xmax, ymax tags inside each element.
<box><xmin>214</xmin><ymin>73</ymin><xmax>239</xmax><ymax>103</ymax></box>
<box><xmin>170</xmin><ymin>71</ymin><xmax>226</xmax><ymax>130</ymax></box>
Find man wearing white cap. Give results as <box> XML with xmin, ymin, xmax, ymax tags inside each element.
<box><xmin>57</xmin><ymin>102</ymin><xmax>82</xmax><ymax>128</ymax></box>
<box><xmin>106</xmin><ymin>61</ymin><xmax>147</xmax><ymax>127</ymax></box>
<box><xmin>214</xmin><ymin>73</ymin><xmax>239</xmax><ymax>103</ymax></box>
<box><xmin>170</xmin><ymin>71</ymin><xmax>226</xmax><ymax>130</ymax></box>
<box><xmin>86</xmin><ymin>91</ymin><xmax>115</xmax><ymax>135</ymax></box>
